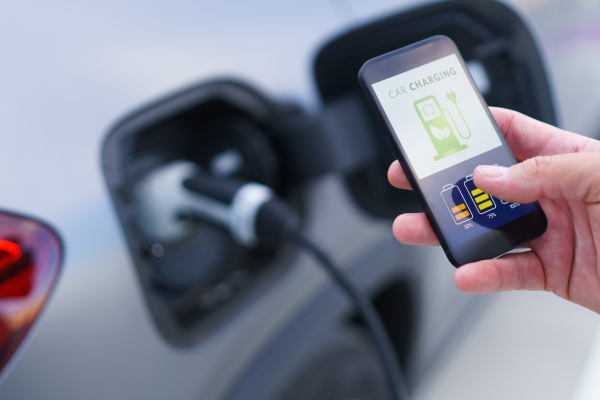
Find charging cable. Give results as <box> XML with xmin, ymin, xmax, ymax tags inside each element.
<box><xmin>135</xmin><ymin>160</ymin><xmax>409</xmax><ymax>400</ymax></box>
<box><xmin>290</xmin><ymin>232</ymin><xmax>409</xmax><ymax>400</ymax></box>
<box><xmin>444</xmin><ymin>89</ymin><xmax>471</xmax><ymax>139</ymax></box>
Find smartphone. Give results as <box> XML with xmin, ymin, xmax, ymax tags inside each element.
<box><xmin>358</xmin><ymin>35</ymin><xmax>547</xmax><ymax>267</ymax></box>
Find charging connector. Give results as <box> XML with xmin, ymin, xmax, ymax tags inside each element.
<box><xmin>135</xmin><ymin>160</ymin><xmax>274</xmax><ymax>247</ymax></box>
<box><xmin>135</xmin><ymin>160</ymin><xmax>408</xmax><ymax>400</ymax></box>
<box><xmin>444</xmin><ymin>89</ymin><xmax>471</xmax><ymax>139</ymax></box>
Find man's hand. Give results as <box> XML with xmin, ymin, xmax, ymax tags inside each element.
<box><xmin>388</xmin><ymin>107</ymin><xmax>600</xmax><ymax>314</ymax></box>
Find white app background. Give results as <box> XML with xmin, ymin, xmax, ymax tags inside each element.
<box><xmin>372</xmin><ymin>54</ymin><xmax>502</xmax><ymax>179</ymax></box>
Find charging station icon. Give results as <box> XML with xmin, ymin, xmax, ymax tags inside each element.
<box><xmin>414</xmin><ymin>90</ymin><xmax>472</xmax><ymax>161</ymax></box>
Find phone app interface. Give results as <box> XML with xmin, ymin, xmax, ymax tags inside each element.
<box><xmin>371</xmin><ymin>54</ymin><xmax>536</xmax><ymax>246</ymax></box>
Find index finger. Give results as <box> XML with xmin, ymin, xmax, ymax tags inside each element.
<box><xmin>387</xmin><ymin>108</ymin><xmax>593</xmax><ymax>190</ymax></box>
<box><xmin>388</xmin><ymin>160</ymin><xmax>412</xmax><ymax>190</ymax></box>
<box><xmin>490</xmin><ymin>107</ymin><xmax>599</xmax><ymax>159</ymax></box>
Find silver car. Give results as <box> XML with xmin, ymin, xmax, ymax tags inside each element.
<box><xmin>0</xmin><ymin>0</ymin><xmax>597</xmax><ymax>399</ymax></box>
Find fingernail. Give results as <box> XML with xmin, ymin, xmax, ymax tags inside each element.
<box><xmin>477</xmin><ymin>165</ymin><xmax>509</xmax><ymax>179</ymax></box>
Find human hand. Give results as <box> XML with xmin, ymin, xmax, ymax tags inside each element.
<box><xmin>388</xmin><ymin>107</ymin><xmax>600</xmax><ymax>313</ymax></box>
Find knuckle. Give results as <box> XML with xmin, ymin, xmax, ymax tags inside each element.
<box><xmin>522</xmin><ymin>155</ymin><xmax>553</xmax><ymax>177</ymax></box>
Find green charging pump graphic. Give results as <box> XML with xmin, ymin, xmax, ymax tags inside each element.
<box><xmin>414</xmin><ymin>90</ymin><xmax>472</xmax><ymax>161</ymax></box>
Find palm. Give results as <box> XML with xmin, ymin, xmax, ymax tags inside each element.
<box><xmin>530</xmin><ymin>197</ymin><xmax>600</xmax><ymax>313</ymax></box>
<box><xmin>388</xmin><ymin>108</ymin><xmax>600</xmax><ymax>313</ymax></box>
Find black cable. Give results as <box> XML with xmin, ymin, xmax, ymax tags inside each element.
<box><xmin>181</xmin><ymin>178</ymin><xmax>409</xmax><ymax>399</ymax></box>
<box><xmin>247</xmin><ymin>195</ymin><xmax>408</xmax><ymax>400</ymax></box>
<box><xmin>291</xmin><ymin>231</ymin><xmax>409</xmax><ymax>400</ymax></box>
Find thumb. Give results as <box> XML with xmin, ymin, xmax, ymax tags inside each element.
<box><xmin>473</xmin><ymin>153</ymin><xmax>600</xmax><ymax>204</ymax></box>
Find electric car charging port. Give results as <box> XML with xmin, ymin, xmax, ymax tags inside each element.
<box><xmin>103</xmin><ymin>81</ymin><xmax>305</xmax><ymax>345</ymax></box>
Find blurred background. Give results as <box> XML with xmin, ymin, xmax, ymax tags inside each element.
<box><xmin>0</xmin><ymin>0</ymin><xmax>599</xmax><ymax>399</ymax></box>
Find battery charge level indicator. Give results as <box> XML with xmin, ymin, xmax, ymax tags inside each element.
<box><xmin>441</xmin><ymin>184</ymin><xmax>473</xmax><ymax>225</ymax></box>
<box><xmin>464</xmin><ymin>174</ymin><xmax>496</xmax><ymax>214</ymax></box>
<box><xmin>492</xmin><ymin>165</ymin><xmax>509</xmax><ymax>204</ymax></box>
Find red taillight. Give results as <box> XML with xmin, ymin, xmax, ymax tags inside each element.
<box><xmin>0</xmin><ymin>213</ymin><xmax>62</xmax><ymax>379</ymax></box>
<box><xmin>0</xmin><ymin>240</ymin><xmax>21</xmax><ymax>273</ymax></box>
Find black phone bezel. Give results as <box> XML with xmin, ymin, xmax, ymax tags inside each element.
<box><xmin>358</xmin><ymin>35</ymin><xmax>547</xmax><ymax>267</ymax></box>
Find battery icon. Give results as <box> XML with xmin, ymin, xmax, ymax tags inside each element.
<box><xmin>492</xmin><ymin>164</ymin><xmax>509</xmax><ymax>204</ymax></box>
<box><xmin>464</xmin><ymin>174</ymin><xmax>496</xmax><ymax>214</ymax></box>
<box><xmin>441</xmin><ymin>184</ymin><xmax>473</xmax><ymax>225</ymax></box>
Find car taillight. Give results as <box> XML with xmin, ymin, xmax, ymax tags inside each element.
<box><xmin>0</xmin><ymin>212</ymin><xmax>62</xmax><ymax>379</ymax></box>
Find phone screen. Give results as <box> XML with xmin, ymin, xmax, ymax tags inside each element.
<box><xmin>370</xmin><ymin>53</ymin><xmax>537</xmax><ymax>247</ymax></box>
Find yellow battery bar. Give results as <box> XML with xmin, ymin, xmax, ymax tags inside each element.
<box><xmin>471</xmin><ymin>188</ymin><xmax>483</xmax><ymax>196</ymax></box>
<box><xmin>478</xmin><ymin>200</ymin><xmax>493</xmax><ymax>210</ymax></box>
<box><xmin>474</xmin><ymin>193</ymin><xmax>489</xmax><ymax>203</ymax></box>
<box><xmin>451</xmin><ymin>203</ymin><xmax>466</xmax><ymax>213</ymax></box>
